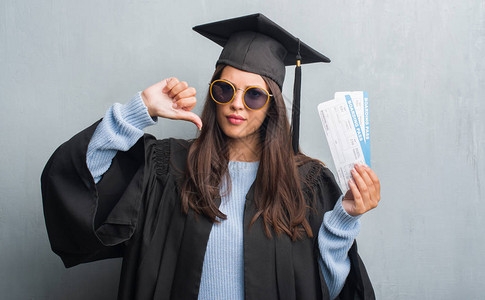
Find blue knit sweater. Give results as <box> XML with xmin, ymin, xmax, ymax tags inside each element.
<box><xmin>86</xmin><ymin>93</ymin><xmax>361</xmax><ymax>300</ymax></box>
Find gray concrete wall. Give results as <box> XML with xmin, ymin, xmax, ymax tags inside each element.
<box><xmin>1</xmin><ymin>1</ymin><xmax>484</xmax><ymax>299</ymax></box>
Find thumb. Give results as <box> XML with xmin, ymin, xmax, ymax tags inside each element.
<box><xmin>176</xmin><ymin>110</ymin><xmax>203</xmax><ymax>130</ymax></box>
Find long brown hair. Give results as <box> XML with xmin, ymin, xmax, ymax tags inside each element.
<box><xmin>181</xmin><ymin>65</ymin><xmax>314</xmax><ymax>240</ymax></box>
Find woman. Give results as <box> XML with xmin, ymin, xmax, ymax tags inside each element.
<box><xmin>42</xmin><ymin>14</ymin><xmax>380</xmax><ymax>300</ymax></box>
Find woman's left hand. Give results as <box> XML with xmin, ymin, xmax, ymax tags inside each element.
<box><xmin>342</xmin><ymin>164</ymin><xmax>381</xmax><ymax>216</ymax></box>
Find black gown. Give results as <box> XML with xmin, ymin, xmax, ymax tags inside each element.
<box><xmin>41</xmin><ymin>120</ymin><xmax>375</xmax><ymax>300</ymax></box>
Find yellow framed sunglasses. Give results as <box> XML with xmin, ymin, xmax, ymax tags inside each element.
<box><xmin>209</xmin><ymin>79</ymin><xmax>272</xmax><ymax>111</ymax></box>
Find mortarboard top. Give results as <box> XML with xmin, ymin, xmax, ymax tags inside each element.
<box><xmin>193</xmin><ymin>13</ymin><xmax>330</xmax><ymax>154</ymax></box>
<box><xmin>193</xmin><ymin>13</ymin><xmax>330</xmax><ymax>88</ymax></box>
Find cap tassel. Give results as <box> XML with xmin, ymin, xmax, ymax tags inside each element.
<box><xmin>291</xmin><ymin>40</ymin><xmax>302</xmax><ymax>154</ymax></box>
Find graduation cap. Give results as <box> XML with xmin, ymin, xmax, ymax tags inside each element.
<box><xmin>193</xmin><ymin>13</ymin><xmax>330</xmax><ymax>154</ymax></box>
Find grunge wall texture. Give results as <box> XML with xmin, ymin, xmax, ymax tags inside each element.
<box><xmin>1</xmin><ymin>1</ymin><xmax>484</xmax><ymax>299</ymax></box>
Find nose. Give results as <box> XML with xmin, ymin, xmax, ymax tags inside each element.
<box><xmin>230</xmin><ymin>88</ymin><xmax>245</xmax><ymax>110</ymax></box>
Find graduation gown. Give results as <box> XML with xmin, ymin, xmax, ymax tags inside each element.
<box><xmin>41</xmin><ymin>121</ymin><xmax>375</xmax><ymax>300</ymax></box>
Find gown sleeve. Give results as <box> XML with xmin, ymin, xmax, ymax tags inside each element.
<box><xmin>311</xmin><ymin>165</ymin><xmax>376</xmax><ymax>300</ymax></box>
<box><xmin>41</xmin><ymin>94</ymin><xmax>158</xmax><ymax>268</ymax></box>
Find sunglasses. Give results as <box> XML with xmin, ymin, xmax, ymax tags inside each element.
<box><xmin>209</xmin><ymin>79</ymin><xmax>272</xmax><ymax>111</ymax></box>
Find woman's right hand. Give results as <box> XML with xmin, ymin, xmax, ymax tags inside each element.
<box><xmin>141</xmin><ymin>78</ymin><xmax>203</xmax><ymax>130</ymax></box>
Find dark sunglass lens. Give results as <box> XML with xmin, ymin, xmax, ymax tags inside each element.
<box><xmin>244</xmin><ymin>88</ymin><xmax>268</xmax><ymax>110</ymax></box>
<box><xmin>211</xmin><ymin>81</ymin><xmax>234</xmax><ymax>103</ymax></box>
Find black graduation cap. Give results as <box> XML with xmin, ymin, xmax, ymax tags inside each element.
<box><xmin>193</xmin><ymin>13</ymin><xmax>330</xmax><ymax>154</ymax></box>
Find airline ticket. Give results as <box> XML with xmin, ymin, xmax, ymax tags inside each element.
<box><xmin>317</xmin><ymin>91</ymin><xmax>370</xmax><ymax>192</ymax></box>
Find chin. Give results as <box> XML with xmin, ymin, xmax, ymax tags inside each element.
<box><xmin>223</xmin><ymin>128</ymin><xmax>253</xmax><ymax>140</ymax></box>
<box><xmin>219</xmin><ymin>123</ymin><xmax>259</xmax><ymax>141</ymax></box>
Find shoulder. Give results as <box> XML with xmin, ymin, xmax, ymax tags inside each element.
<box><xmin>148</xmin><ymin>138</ymin><xmax>191</xmax><ymax>157</ymax></box>
<box><xmin>296</xmin><ymin>157</ymin><xmax>334</xmax><ymax>188</ymax></box>
<box><xmin>297</xmin><ymin>156</ymin><xmax>342</xmax><ymax>212</ymax></box>
<box><xmin>145</xmin><ymin>137</ymin><xmax>193</xmax><ymax>177</ymax></box>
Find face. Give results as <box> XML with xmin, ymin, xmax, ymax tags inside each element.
<box><xmin>215</xmin><ymin>66</ymin><xmax>270</xmax><ymax>141</ymax></box>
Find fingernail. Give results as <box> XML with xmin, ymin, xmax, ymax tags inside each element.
<box><xmin>173</xmin><ymin>103</ymin><xmax>178</xmax><ymax>109</ymax></box>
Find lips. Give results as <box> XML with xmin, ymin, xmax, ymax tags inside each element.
<box><xmin>226</xmin><ymin>114</ymin><xmax>246</xmax><ymax>125</ymax></box>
